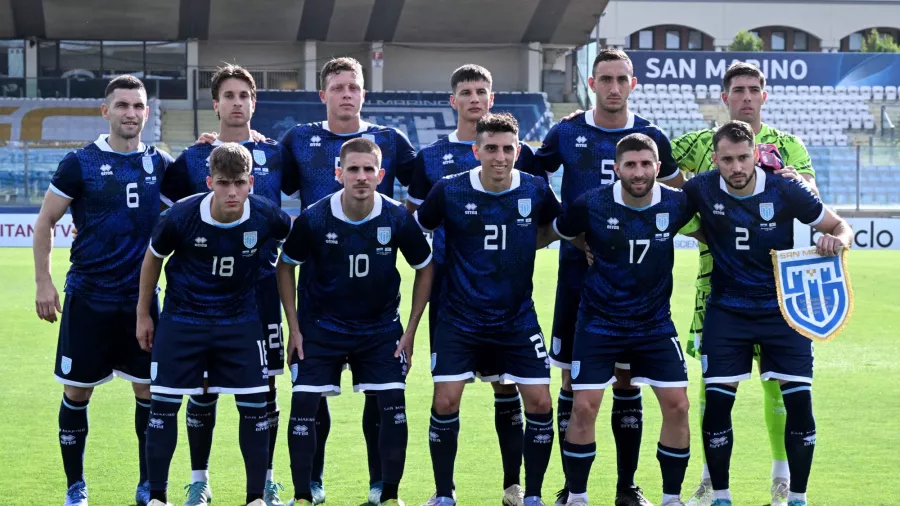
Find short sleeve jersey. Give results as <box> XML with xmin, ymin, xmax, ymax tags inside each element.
<box><xmin>49</xmin><ymin>135</ymin><xmax>174</xmax><ymax>302</ymax></box>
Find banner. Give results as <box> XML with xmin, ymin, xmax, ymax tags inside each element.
<box><xmin>0</xmin><ymin>214</ymin><xmax>75</xmax><ymax>247</ymax></box>
<box><xmin>793</xmin><ymin>217</ymin><xmax>900</xmax><ymax>250</ymax></box>
<box><xmin>626</xmin><ymin>51</ymin><xmax>900</xmax><ymax>87</ymax></box>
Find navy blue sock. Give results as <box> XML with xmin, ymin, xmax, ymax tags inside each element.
<box><xmin>135</xmin><ymin>397</ymin><xmax>151</xmax><ymax>484</ymax></box>
<box><xmin>611</xmin><ymin>388</ymin><xmax>643</xmax><ymax>489</ymax></box>
<box><xmin>288</xmin><ymin>392</ymin><xmax>320</xmax><ymax>502</ymax></box>
<box><xmin>311</xmin><ymin>396</ymin><xmax>330</xmax><ymax>484</ymax></box>
<box><xmin>557</xmin><ymin>389</ymin><xmax>573</xmax><ymax>486</ymax></box>
<box><xmin>363</xmin><ymin>391</ymin><xmax>383</xmax><ymax>486</ymax></box>
<box><xmin>781</xmin><ymin>382</ymin><xmax>816</xmax><ymax>494</ymax></box>
<box><xmin>429</xmin><ymin>409</ymin><xmax>459</xmax><ymax>499</ymax></box>
<box><xmin>702</xmin><ymin>384</ymin><xmax>737</xmax><ymax>491</ymax></box>
<box><xmin>267</xmin><ymin>388</ymin><xmax>279</xmax><ymax>473</ymax></box>
<box><xmin>186</xmin><ymin>393</ymin><xmax>218</xmax><ymax>476</ymax></box>
<box><xmin>563</xmin><ymin>440</ymin><xmax>596</xmax><ymax>495</ymax></box>
<box><xmin>657</xmin><ymin>443</ymin><xmax>690</xmax><ymax>496</ymax></box>
<box><xmin>377</xmin><ymin>390</ymin><xmax>408</xmax><ymax>500</ymax></box>
<box><xmin>59</xmin><ymin>394</ymin><xmax>90</xmax><ymax>487</ymax></box>
<box><xmin>236</xmin><ymin>393</ymin><xmax>269</xmax><ymax>498</ymax></box>
<box><xmin>146</xmin><ymin>394</ymin><xmax>183</xmax><ymax>500</ymax></box>
<box><xmin>495</xmin><ymin>392</ymin><xmax>524</xmax><ymax>489</ymax></box>
<box><xmin>523</xmin><ymin>410</ymin><xmax>554</xmax><ymax>498</ymax></box>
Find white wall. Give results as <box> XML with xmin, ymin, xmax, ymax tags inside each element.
<box><xmin>382</xmin><ymin>44</ymin><xmax>527</xmax><ymax>92</ymax></box>
<box><xmin>198</xmin><ymin>41</ymin><xmax>305</xmax><ymax>68</ymax></box>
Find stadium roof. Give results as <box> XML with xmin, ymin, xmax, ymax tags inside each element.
<box><xmin>1</xmin><ymin>0</ymin><xmax>608</xmax><ymax>45</ymax></box>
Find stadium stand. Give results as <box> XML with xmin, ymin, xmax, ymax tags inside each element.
<box><xmin>0</xmin><ymin>98</ymin><xmax>161</xmax><ymax>143</ymax></box>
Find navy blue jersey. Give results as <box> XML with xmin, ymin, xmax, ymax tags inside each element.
<box><xmin>159</xmin><ymin>139</ymin><xmax>295</xmax><ymax>279</ymax></box>
<box><xmin>535</xmin><ymin>112</ymin><xmax>679</xmax><ymax>262</ymax></box>
<box><xmin>279</xmin><ymin>121</ymin><xmax>416</xmax><ymax>207</ymax></box>
<box><xmin>150</xmin><ymin>193</ymin><xmax>292</xmax><ymax>325</ymax></box>
<box><xmin>49</xmin><ymin>135</ymin><xmax>174</xmax><ymax>302</ymax></box>
<box><xmin>554</xmin><ymin>182</ymin><xmax>694</xmax><ymax>337</ymax></box>
<box><xmin>407</xmin><ymin>132</ymin><xmax>546</xmax><ymax>265</ymax></box>
<box><xmin>682</xmin><ymin>168</ymin><xmax>825</xmax><ymax>314</ymax></box>
<box><xmin>415</xmin><ymin>168</ymin><xmax>561</xmax><ymax>333</ymax></box>
<box><xmin>281</xmin><ymin>191</ymin><xmax>432</xmax><ymax>335</ymax></box>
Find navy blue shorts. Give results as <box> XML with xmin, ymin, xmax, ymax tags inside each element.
<box><xmin>571</xmin><ymin>326</ymin><xmax>688</xmax><ymax>390</ymax></box>
<box><xmin>431</xmin><ymin>321</ymin><xmax>550</xmax><ymax>385</ymax></box>
<box><xmin>54</xmin><ymin>293</ymin><xmax>158</xmax><ymax>387</ymax></box>
<box><xmin>256</xmin><ymin>274</ymin><xmax>284</xmax><ymax>376</ymax></box>
<box><xmin>150</xmin><ymin>319</ymin><xmax>269</xmax><ymax>395</ymax></box>
<box><xmin>550</xmin><ymin>257</ymin><xmax>587</xmax><ymax>368</ymax></box>
<box><xmin>427</xmin><ymin>261</ymin><xmax>446</xmax><ymax>348</ymax></box>
<box><xmin>289</xmin><ymin>321</ymin><xmax>407</xmax><ymax>396</ymax></box>
<box><xmin>701</xmin><ymin>305</ymin><xmax>814</xmax><ymax>384</ymax></box>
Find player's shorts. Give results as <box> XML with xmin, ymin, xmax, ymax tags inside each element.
<box><xmin>549</xmin><ymin>257</ymin><xmax>587</xmax><ymax>368</ymax></box>
<box><xmin>54</xmin><ymin>293</ymin><xmax>158</xmax><ymax>387</ymax></box>
<box><xmin>701</xmin><ymin>304</ymin><xmax>814</xmax><ymax>384</ymax></box>
<box><xmin>685</xmin><ymin>285</ymin><xmax>711</xmax><ymax>360</ymax></box>
<box><xmin>150</xmin><ymin>319</ymin><xmax>269</xmax><ymax>395</ymax></box>
<box><xmin>427</xmin><ymin>261</ymin><xmax>446</xmax><ymax>348</ymax></box>
<box><xmin>431</xmin><ymin>321</ymin><xmax>550</xmax><ymax>385</ymax></box>
<box><xmin>290</xmin><ymin>321</ymin><xmax>407</xmax><ymax>396</ymax></box>
<box><xmin>571</xmin><ymin>327</ymin><xmax>688</xmax><ymax>390</ymax></box>
<box><xmin>256</xmin><ymin>274</ymin><xmax>284</xmax><ymax>377</ymax></box>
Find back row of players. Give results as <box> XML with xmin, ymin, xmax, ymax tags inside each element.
<box><xmin>34</xmin><ymin>51</ymin><xmax>850</xmax><ymax>506</ymax></box>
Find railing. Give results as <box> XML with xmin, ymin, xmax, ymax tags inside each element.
<box><xmin>1</xmin><ymin>142</ymin><xmax>898</xmax><ymax>211</ymax></box>
<box><xmin>0</xmin><ymin>76</ymin><xmax>188</xmax><ymax>100</ymax></box>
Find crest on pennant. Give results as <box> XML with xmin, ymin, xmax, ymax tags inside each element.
<box><xmin>142</xmin><ymin>155</ymin><xmax>154</xmax><ymax>174</ymax></box>
<box><xmin>656</xmin><ymin>213</ymin><xmax>669</xmax><ymax>231</ymax></box>
<box><xmin>518</xmin><ymin>198</ymin><xmax>532</xmax><ymax>218</ymax></box>
<box><xmin>60</xmin><ymin>356</ymin><xmax>72</xmax><ymax>375</ymax></box>
<box><xmin>571</xmin><ymin>361</ymin><xmax>581</xmax><ymax>379</ymax></box>
<box><xmin>244</xmin><ymin>231</ymin><xmax>258</xmax><ymax>249</ymax></box>
<box><xmin>760</xmin><ymin>202</ymin><xmax>775</xmax><ymax>222</ymax></box>
<box><xmin>772</xmin><ymin>246</ymin><xmax>854</xmax><ymax>342</ymax></box>
<box><xmin>377</xmin><ymin>226</ymin><xmax>391</xmax><ymax>245</ymax></box>
<box><xmin>253</xmin><ymin>149</ymin><xmax>266</xmax><ymax>166</ymax></box>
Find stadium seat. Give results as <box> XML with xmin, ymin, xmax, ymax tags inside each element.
<box><xmin>886</xmin><ymin>86</ymin><xmax>898</xmax><ymax>101</ymax></box>
<box><xmin>633</xmin><ymin>83</ymin><xmax>643</xmax><ymax>93</ymax></box>
<box><xmin>798</xmin><ymin>85</ymin><xmax>810</xmax><ymax>95</ymax></box>
<box><xmin>836</xmin><ymin>85</ymin><xmax>848</xmax><ymax>95</ymax></box>
<box><xmin>848</xmin><ymin>86</ymin><xmax>860</xmax><ymax>96</ymax></box>
<box><xmin>873</xmin><ymin>86</ymin><xmax>885</xmax><ymax>101</ymax></box>
<box><xmin>786</xmin><ymin>85</ymin><xmax>798</xmax><ymax>95</ymax></box>
<box><xmin>667</xmin><ymin>84</ymin><xmax>680</xmax><ymax>94</ymax></box>
<box><xmin>709</xmin><ymin>84</ymin><xmax>721</xmax><ymax>97</ymax></box>
<box><xmin>860</xmin><ymin>86</ymin><xmax>872</xmax><ymax>100</ymax></box>
<box><xmin>680</xmin><ymin>84</ymin><xmax>693</xmax><ymax>95</ymax></box>
<box><xmin>773</xmin><ymin>85</ymin><xmax>785</xmax><ymax>95</ymax></box>
<box><xmin>655</xmin><ymin>84</ymin><xmax>668</xmax><ymax>94</ymax></box>
<box><xmin>809</xmin><ymin>85</ymin><xmax>822</xmax><ymax>95</ymax></box>
<box><xmin>694</xmin><ymin>84</ymin><xmax>708</xmax><ymax>100</ymax></box>
<box><xmin>823</xmin><ymin>86</ymin><xmax>835</xmax><ymax>96</ymax></box>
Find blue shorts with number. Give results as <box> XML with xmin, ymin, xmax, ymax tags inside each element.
<box><xmin>256</xmin><ymin>274</ymin><xmax>284</xmax><ymax>376</ymax></box>
<box><xmin>150</xmin><ymin>318</ymin><xmax>269</xmax><ymax>395</ymax></box>
<box><xmin>701</xmin><ymin>304</ymin><xmax>814</xmax><ymax>384</ymax></box>
<box><xmin>431</xmin><ymin>321</ymin><xmax>550</xmax><ymax>385</ymax></box>
<box><xmin>571</xmin><ymin>324</ymin><xmax>688</xmax><ymax>390</ymax></box>
<box><xmin>54</xmin><ymin>293</ymin><xmax>159</xmax><ymax>387</ymax></box>
<box><xmin>290</xmin><ymin>321</ymin><xmax>407</xmax><ymax>396</ymax></box>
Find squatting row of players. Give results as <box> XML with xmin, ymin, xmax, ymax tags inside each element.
<box><xmin>33</xmin><ymin>51</ymin><xmax>852</xmax><ymax>506</ymax></box>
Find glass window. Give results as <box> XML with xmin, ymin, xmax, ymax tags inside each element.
<box><xmin>59</xmin><ymin>41</ymin><xmax>102</xmax><ymax>78</ymax></box>
<box><xmin>849</xmin><ymin>32</ymin><xmax>864</xmax><ymax>51</ymax></box>
<box><xmin>638</xmin><ymin>30</ymin><xmax>653</xmax><ymax>49</ymax></box>
<box><xmin>145</xmin><ymin>41</ymin><xmax>186</xmax><ymax>79</ymax></box>
<box><xmin>666</xmin><ymin>30</ymin><xmax>681</xmax><ymax>50</ymax></box>
<box><xmin>38</xmin><ymin>41</ymin><xmax>58</xmax><ymax>77</ymax></box>
<box><xmin>623</xmin><ymin>35</ymin><xmax>631</xmax><ymax>49</ymax></box>
<box><xmin>794</xmin><ymin>31</ymin><xmax>808</xmax><ymax>51</ymax></box>
<box><xmin>0</xmin><ymin>40</ymin><xmax>25</xmax><ymax>77</ymax></box>
<box><xmin>688</xmin><ymin>30</ymin><xmax>703</xmax><ymax>50</ymax></box>
<box><xmin>102</xmin><ymin>41</ymin><xmax>144</xmax><ymax>76</ymax></box>
<box><xmin>771</xmin><ymin>31</ymin><xmax>786</xmax><ymax>51</ymax></box>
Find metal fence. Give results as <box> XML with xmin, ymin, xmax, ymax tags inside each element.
<box><xmin>1</xmin><ymin>141</ymin><xmax>898</xmax><ymax>210</ymax></box>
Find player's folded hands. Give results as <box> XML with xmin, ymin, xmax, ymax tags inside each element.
<box><xmin>287</xmin><ymin>329</ymin><xmax>304</xmax><ymax>361</ymax></box>
<box><xmin>35</xmin><ymin>281</ymin><xmax>62</xmax><ymax>323</ymax></box>
<box><xmin>816</xmin><ymin>233</ymin><xmax>846</xmax><ymax>257</ymax></box>
<box><xmin>136</xmin><ymin>313</ymin><xmax>155</xmax><ymax>352</ymax></box>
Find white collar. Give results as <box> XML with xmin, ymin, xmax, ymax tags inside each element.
<box><xmin>720</xmin><ymin>166</ymin><xmax>766</xmax><ymax>198</ymax></box>
<box><xmin>330</xmin><ymin>189</ymin><xmax>383</xmax><ymax>224</ymax></box>
<box><xmin>94</xmin><ymin>134</ymin><xmax>146</xmax><ymax>154</ymax></box>
<box><xmin>584</xmin><ymin>110</ymin><xmax>635</xmax><ymax>131</ymax></box>
<box><xmin>612</xmin><ymin>180</ymin><xmax>661</xmax><ymax>209</ymax></box>
<box><xmin>200</xmin><ymin>192</ymin><xmax>251</xmax><ymax>228</ymax></box>
<box><xmin>322</xmin><ymin>120</ymin><xmax>371</xmax><ymax>134</ymax></box>
<box><xmin>448</xmin><ymin>130</ymin><xmax>476</xmax><ymax>145</ymax></box>
<box><xmin>469</xmin><ymin>167</ymin><xmax>521</xmax><ymax>194</ymax></box>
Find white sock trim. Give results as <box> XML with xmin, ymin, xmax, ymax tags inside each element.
<box><xmin>787</xmin><ymin>492</ymin><xmax>807</xmax><ymax>502</ymax></box>
<box><xmin>266</xmin><ymin>469</ymin><xmax>274</xmax><ymax>482</ymax></box>
<box><xmin>713</xmin><ymin>489</ymin><xmax>732</xmax><ymax>500</ymax></box>
<box><xmin>772</xmin><ymin>459</ymin><xmax>790</xmax><ymax>480</ymax></box>
<box><xmin>191</xmin><ymin>470</ymin><xmax>209</xmax><ymax>484</ymax></box>
<box><xmin>701</xmin><ymin>463</ymin><xmax>711</xmax><ymax>480</ymax></box>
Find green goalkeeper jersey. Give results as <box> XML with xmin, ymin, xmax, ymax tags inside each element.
<box><xmin>671</xmin><ymin>123</ymin><xmax>816</xmax><ymax>291</ymax></box>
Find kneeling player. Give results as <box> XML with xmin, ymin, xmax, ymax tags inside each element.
<box><xmin>415</xmin><ymin>113</ymin><xmax>561</xmax><ymax>506</ymax></box>
<box><xmin>681</xmin><ymin>121</ymin><xmax>852</xmax><ymax>506</ymax></box>
<box><xmin>276</xmin><ymin>138</ymin><xmax>433</xmax><ymax>506</ymax></box>
<box><xmin>553</xmin><ymin>134</ymin><xmax>695</xmax><ymax>506</ymax></box>
<box><xmin>136</xmin><ymin>143</ymin><xmax>292</xmax><ymax>506</ymax></box>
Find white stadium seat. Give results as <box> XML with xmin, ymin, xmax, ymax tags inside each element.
<box><xmin>773</xmin><ymin>85</ymin><xmax>785</xmax><ymax>95</ymax></box>
<box><xmin>835</xmin><ymin>85</ymin><xmax>848</xmax><ymax>95</ymax></box>
<box><xmin>668</xmin><ymin>83</ymin><xmax>680</xmax><ymax>94</ymax></box>
<box><xmin>823</xmin><ymin>86</ymin><xmax>835</xmax><ymax>96</ymax></box>
<box><xmin>860</xmin><ymin>86</ymin><xmax>872</xmax><ymax>100</ymax></box>
<box><xmin>797</xmin><ymin>85</ymin><xmax>810</xmax><ymax>95</ymax></box>
<box><xmin>886</xmin><ymin>86</ymin><xmax>898</xmax><ymax>100</ymax></box>
<box><xmin>848</xmin><ymin>86</ymin><xmax>860</xmax><ymax>96</ymax></box>
<box><xmin>694</xmin><ymin>84</ymin><xmax>708</xmax><ymax>100</ymax></box>
<box><xmin>709</xmin><ymin>84</ymin><xmax>721</xmax><ymax>97</ymax></box>
<box><xmin>655</xmin><ymin>84</ymin><xmax>668</xmax><ymax>93</ymax></box>
<box><xmin>785</xmin><ymin>85</ymin><xmax>798</xmax><ymax>95</ymax></box>
<box><xmin>680</xmin><ymin>84</ymin><xmax>693</xmax><ymax>95</ymax></box>
<box><xmin>809</xmin><ymin>85</ymin><xmax>822</xmax><ymax>95</ymax></box>
<box><xmin>873</xmin><ymin>86</ymin><xmax>885</xmax><ymax>100</ymax></box>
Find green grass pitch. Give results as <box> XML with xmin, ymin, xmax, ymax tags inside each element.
<box><xmin>0</xmin><ymin>248</ymin><xmax>897</xmax><ymax>505</ymax></box>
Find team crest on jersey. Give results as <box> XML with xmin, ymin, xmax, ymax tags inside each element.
<box><xmin>253</xmin><ymin>149</ymin><xmax>266</xmax><ymax>166</ymax></box>
<box><xmin>290</xmin><ymin>363</ymin><xmax>298</xmax><ymax>382</ymax></box>
<box><xmin>772</xmin><ymin>246</ymin><xmax>854</xmax><ymax>342</ymax></box>
<box><xmin>518</xmin><ymin>198</ymin><xmax>532</xmax><ymax>218</ymax></box>
<box><xmin>552</xmin><ymin>337</ymin><xmax>561</xmax><ymax>356</ymax></box>
<box><xmin>571</xmin><ymin>361</ymin><xmax>580</xmax><ymax>379</ymax></box>
<box><xmin>142</xmin><ymin>155</ymin><xmax>154</xmax><ymax>174</ymax></box>
<box><xmin>656</xmin><ymin>213</ymin><xmax>669</xmax><ymax>231</ymax></box>
<box><xmin>150</xmin><ymin>362</ymin><xmax>158</xmax><ymax>381</ymax></box>
<box><xmin>60</xmin><ymin>356</ymin><xmax>72</xmax><ymax>375</ymax></box>
<box><xmin>377</xmin><ymin>227</ymin><xmax>391</xmax><ymax>245</ymax></box>
<box><xmin>759</xmin><ymin>202</ymin><xmax>775</xmax><ymax>222</ymax></box>
<box><xmin>244</xmin><ymin>231</ymin><xmax>258</xmax><ymax>249</ymax></box>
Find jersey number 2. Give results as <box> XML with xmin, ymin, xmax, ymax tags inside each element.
<box><xmin>735</xmin><ymin>227</ymin><xmax>750</xmax><ymax>250</ymax></box>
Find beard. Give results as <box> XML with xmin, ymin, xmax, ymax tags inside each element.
<box><xmin>621</xmin><ymin>178</ymin><xmax>653</xmax><ymax>199</ymax></box>
<box><xmin>724</xmin><ymin>169</ymin><xmax>755</xmax><ymax>191</ymax></box>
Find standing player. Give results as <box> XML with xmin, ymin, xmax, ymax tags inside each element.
<box><xmin>673</xmin><ymin>63</ymin><xmax>818</xmax><ymax>506</ymax></box>
<box><xmin>161</xmin><ymin>64</ymin><xmax>296</xmax><ymax>506</ymax></box>
<box><xmin>552</xmin><ymin>134</ymin><xmax>695</xmax><ymax>506</ymax></box>
<box><xmin>137</xmin><ymin>143</ymin><xmax>292</xmax><ymax>506</ymax></box>
<box><xmin>535</xmin><ymin>48</ymin><xmax>683</xmax><ymax>506</ymax></box>
<box><xmin>405</xmin><ymin>63</ymin><xmax>547</xmax><ymax>506</ymax></box>
<box><xmin>33</xmin><ymin>75</ymin><xmax>173</xmax><ymax>506</ymax></box>
<box><xmin>276</xmin><ymin>138</ymin><xmax>433</xmax><ymax>506</ymax></box>
<box><xmin>681</xmin><ymin>121</ymin><xmax>851</xmax><ymax>506</ymax></box>
<box><xmin>415</xmin><ymin>113</ymin><xmax>561</xmax><ymax>506</ymax></box>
